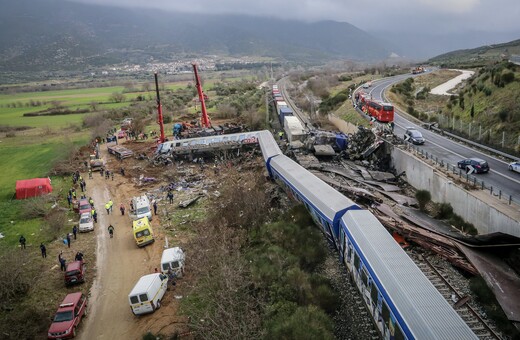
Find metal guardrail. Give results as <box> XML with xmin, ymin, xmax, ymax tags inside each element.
<box><xmin>428</xmin><ymin>125</ymin><xmax>518</xmax><ymax>161</ymax></box>
<box><xmin>401</xmin><ymin>139</ymin><xmax>519</xmax><ymax>206</ymax></box>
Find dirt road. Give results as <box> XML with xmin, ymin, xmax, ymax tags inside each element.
<box><xmin>78</xmin><ymin>143</ymin><xmax>182</xmax><ymax>339</ymax></box>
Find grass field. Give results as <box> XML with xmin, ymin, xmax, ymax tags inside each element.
<box><xmin>0</xmin><ymin>82</ymin><xmax>189</xmax><ymax>128</ymax></box>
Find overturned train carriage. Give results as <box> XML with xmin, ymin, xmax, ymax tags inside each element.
<box><xmin>257</xmin><ymin>130</ymin><xmax>477</xmax><ymax>340</ymax></box>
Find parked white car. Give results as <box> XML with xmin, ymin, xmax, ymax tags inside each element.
<box><xmin>509</xmin><ymin>161</ymin><xmax>520</xmax><ymax>173</ymax></box>
<box><xmin>78</xmin><ymin>212</ymin><xmax>94</xmax><ymax>232</ymax></box>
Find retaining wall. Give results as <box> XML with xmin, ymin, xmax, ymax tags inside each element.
<box><xmin>391</xmin><ymin>146</ymin><xmax>520</xmax><ymax>238</ymax></box>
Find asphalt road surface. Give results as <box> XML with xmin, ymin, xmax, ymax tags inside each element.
<box><xmin>365</xmin><ymin>74</ymin><xmax>520</xmax><ymax>205</ymax></box>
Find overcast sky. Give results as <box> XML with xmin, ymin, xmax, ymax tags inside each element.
<box><xmin>69</xmin><ymin>0</ymin><xmax>520</xmax><ymax>35</ymax></box>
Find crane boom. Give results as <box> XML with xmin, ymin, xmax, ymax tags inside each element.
<box><xmin>192</xmin><ymin>63</ymin><xmax>211</xmax><ymax>128</ymax></box>
<box><xmin>154</xmin><ymin>72</ymin><xmax>166</xmax><ymax>143</ymax></box>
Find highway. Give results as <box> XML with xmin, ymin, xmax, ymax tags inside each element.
<box><xmin>365</xmin><ymin>74</ymin><xmax>520</xmax><ymax>204</ymax></box>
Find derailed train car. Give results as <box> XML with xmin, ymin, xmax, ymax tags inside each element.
<box><xmin>257</xmin><ymin>129</ymin><xmax>477</xmax><ymax>340</ymax></box>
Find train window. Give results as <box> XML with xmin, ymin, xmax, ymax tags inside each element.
<box><xmin>361</xmin><ymin>269</ymin><xmax>368</xmax><ymax>286</ymax></box>
<box><xmin>354</xmin><ymin>252</ymin><xmax>360</xmax><ymax>270</ymax></box>
<box><xmin>370</xmin><ymin>282</ymin><xmax>379</xmax><ymax>303</ymax></box>
<box><xmin>382</xmin><ymin>301</ymin><xmax>390</xmax><ymax>328</ymax></box>
<box><xmin>394</xmin><ymin>324</ymin><xmax>405</xmax><ymax>340</ymax></box>
<box><xmin>347</xmin><ymin>245</ymin><xmax>352</xmax><ymax>261</ymax></box>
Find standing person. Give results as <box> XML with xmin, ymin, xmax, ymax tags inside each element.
<box><xmin>19</xmin><ymin>235</ymin><xmax>26</xmax><ymax>250</ymax></box>
<box><xmin>59</xmin><ymin>251</ymin><xmax>66</xmax><ymax>271</ymax></box>
<box><xmin>66</xmin><ymin>233</ymin><xmax>71</xmax><ymax>248</ymax></box>
<box><xmin>105</xmin><ymin>202</ymin><xmax>111</xmax><ymax>215</ymax></box>
<box><xmin>75</xmin><ymin>252</ymin><xmax>84</xmax><ymax>261</ymax></box>
<box><xmin>111</xmin><ymin>172</ymin><xmax>114</xmax><ymax>181</ymax></box>
<box><xmin>40</xmin><ymin>243</ymin><xmax>47</xmax><ymax>258</ymax></box>
<box><xmin>153</xmin><ymin>200</ymin><xmax>158</xmax><ymax>215</ymax></box>
<box><xmin>67</xmin><ymin>194</ymin><xmax>72</xmax><ymax>208</ymax></box>
<box><xmin>120</xmin><ymin>167</ymin><xmax>125</xmax><ymax>176</ymax></box>
<box><xmin>129</xmin><ymin>200</ymin><xmax>134</xmax><ymax>212</ymax></box>
<box><xmin>88</xmin><ymin>168</ymin><xmax>93</xmax><ymax>179</ymax></box>
<box><xmin>167</xmin><ymin>191</ymin><xmax>174</xmax><ymax>204</ymax></box>
<box><xmin>82</xmin><ymin>179</ymin><xmax>86</xmax><ymax>191</ymax></box>
<box><xmin>120</xmin><ymin>203</ymin><xmax>125</xmax><ymax>216</ymax></box>
<box><xmin>89</xmin><ymin>197</ymin><xmax>94</xmax><ymax>208</ymax></box>
<box><xmin>100</xmin><ymin>167</ymin><xmax>104</xmax><ymax>177</ymax></box>
<box><xmin>72</xmin><ymin>225</ymin><xmax>78</xmax><ymax>240</ymax></box>
<box><xmin>107</xmin><ymin>224</ymin><xmax>114</xmax><ymax>238</ymax></box>
<box><xmin>92</xmin><ymin>209</ymin><xmax>98</xmax><ymax>223</ymax></box>
<box><xmin>108</xmin><ymin>199</ymin><xmax>113</xmax><ymax>213</ymax></box>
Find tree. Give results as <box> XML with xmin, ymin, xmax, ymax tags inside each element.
<box><xmin>110</xmin><ymin>92</ymin><xmax>125</xmax><ymax>103</ymax></box>
<box><xmin>415</xmin><ymin>190</ymin><xmax>431</xmax><ymax>211</ymax></box>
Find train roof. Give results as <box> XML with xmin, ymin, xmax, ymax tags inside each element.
<box><xmin>270</xmin><ymin>155</ymin><xmax>357</xmax><ymax>221</ymax></box>
<box><xmin>257</xmin><ymin>130</ymin><xmax>282</xmax><ymax>163</ymax></box>
<box><xmin>342</xmin><ymin>210</ymin><xmax>477</xmax><ymax>340</ymax></box>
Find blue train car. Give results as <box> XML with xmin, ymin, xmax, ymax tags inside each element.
<box><xmin>257</xmin><ymin>130</ymin><xmax>282</xmax><ymax>177</ymax></box>
<box><xmin>256</xmin><ymin>131</ymin><xmax>477</xmax><ymax>339</ymax></box>
<box><xmin>269</xmin><ymin>154</ymin><xmax>359</xmax><ymax>245</ymax></box>
<box><xmin>339</xmin><ymin>210</ymin><xmax>477</xmax><ymax>340</ymax></box>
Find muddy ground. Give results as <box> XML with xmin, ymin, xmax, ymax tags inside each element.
<box><xmin>77</xmin><ymin>139</ymin><xmax>193</xmax><ymax>339</ymax></box>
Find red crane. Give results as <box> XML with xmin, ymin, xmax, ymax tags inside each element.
<box><xmin>192</xmin><ymin>63</ymin><xmax>211</xmax><ymax>128</ymax></box>
<box><xmin>154</xmin><ymin>72</ymin><xmax>166</xmax><ymax>143</ymax></box>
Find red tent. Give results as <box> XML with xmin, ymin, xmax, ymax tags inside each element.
<box><xmin>15</xmin><ymin>178</ymin><xmax>52</xmax><ymax>200</ymax></box>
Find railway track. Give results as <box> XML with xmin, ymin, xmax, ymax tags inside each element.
<box><xmin>277</xmin><ymin>78</ymin><xmax>314</xmax><ymax>130</ymax></box>
<box><xmin>413</xmin><ymin>255</ymin><xmax>502</xmax><ymax>340</ymax></box>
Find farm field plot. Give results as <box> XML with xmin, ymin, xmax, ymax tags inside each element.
<box><xmin>0</xmin><ymin>82</ymin><xmax>189</xmax><ymax>128</ymax></box>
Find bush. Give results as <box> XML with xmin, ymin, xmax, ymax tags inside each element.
<box><xmin>501</xmin><ymin>71</ymin><xmax>515</xmax><ymax>84</ymax></box>
<box><xmin>436</xmin><ymin>203</ymin><xmax>453</xmax><ymax>219</ymax></box>
<box><xmin>415</xmin><ymin>190</ymin><xmax>431</xmax><ymax>211</ymax></box>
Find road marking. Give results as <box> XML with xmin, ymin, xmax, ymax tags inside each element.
<box><xmin>379</xmin><ymin>77</ymin><xmax>520</xmax><ymax>184</ymax></box>
<box><xmin>394</xmin><ymin>119</ymin><xmax>520</xmax><ymax>184</ymax></box>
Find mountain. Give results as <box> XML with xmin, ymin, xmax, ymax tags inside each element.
<box><xmin>0</xmin><ymin>0</ymin><xmax>391</xmax><ymax>72</ymax></box>
<box><xmin>427</xmin><ymin>39</ymin><xmax>520</xmax><ymax>67</ymax></box>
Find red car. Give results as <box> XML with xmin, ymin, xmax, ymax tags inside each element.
<box><xmin>78</xmin><ymin>198</ymin><xmax>91</xmax><ymax>216</ymax></box>
<box><xmin>48</xmin><ymin>292</ymin><xmax>88</xmax><ymax>339</ymax></box>
<box><xmin>65</xmin><ymin>261</ymin><xmax>86</xmax><ymax>286</ymax></box>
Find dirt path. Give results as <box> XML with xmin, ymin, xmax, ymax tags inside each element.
<box><xmin>430</xmin><ymin>69</ymin><xmax>475</xmax><ymax>95</ymax></box>
<box><xmin>78</xmin><ymin>142</ymin><xmax>181</xmax><ymax>339</ymax></box>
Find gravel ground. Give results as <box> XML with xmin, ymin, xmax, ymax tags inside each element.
<box><xmin>320</xmin><ymin>245</ymin><xmax>380</xmax><ymax>340</ymax></box>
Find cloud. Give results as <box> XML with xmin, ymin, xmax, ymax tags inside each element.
<box><xmin>419</xmin><ymin>0</ymin><xmax>479</xmax><ymax>13</ymax></box>
<box><xmin>66</xmin><ymin>0</ymin><xmax>520</xmax><ymax>34</ymax></box>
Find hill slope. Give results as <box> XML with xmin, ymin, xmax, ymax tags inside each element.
<box><xmin>428</xmin><ymin>39</ymin><xmax>520</xmax><ymax>67</ymax></box>
<box><xmin>0</xmin><ymin>0</ymin><xmax>391</xmax><ymax>71</ymax></box>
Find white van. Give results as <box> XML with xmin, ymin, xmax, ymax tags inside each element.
<box><xmin>130</xmin><ymin>195</ymin><xmax>153</xmax><ymax>221</ymax></box>
<box><xmin>128</xmin><ymin>273</ymin><xmax>168</xmax><ymax>315</ymax></box>
<box><xmin>160</xmin><ymin>247</ymin><xmax>185</xmax><ymax>278</ymax></box>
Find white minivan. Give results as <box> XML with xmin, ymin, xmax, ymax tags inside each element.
<box><xmin>128</xmin><ymin>273</ymin><xmax>168</xmax><ymax>315</ymax></box>
<box><xmin>130</xmin><ymin>195</ymin><xmax>153</xmax><ymax>221</ymax></box>
<box><xmin>160</xmin><ymin>247</ymin><xmax>185</xmax><ymax>278</ymax></box>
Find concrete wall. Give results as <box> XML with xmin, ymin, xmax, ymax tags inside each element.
<box><xmin>391</xmin><ymin>146</ymin><xmax>520</xmax><ymax>237</ymax></box>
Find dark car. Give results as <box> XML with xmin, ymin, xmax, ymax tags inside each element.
<box><xmin>404</xmin><ymin>127</ymin><xmax>425</xmax><ymax>145</ymax></box>
<box><xmin>457</xmin><ymin>158</ymin><xmax>490</xmax><ymax>174</ymax></box>
<box><xmin>65</xmin><ymin>261</ymin><xmax>86</xmax><ymax>286</ymax></box>
<box><xmin>48</xmin><ymin>292</ymin><xmax>87</xmax><ymax>339</ymax></box>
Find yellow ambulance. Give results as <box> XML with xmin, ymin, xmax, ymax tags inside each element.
<box><xmin>132</xmin><ymin>217</ymin><xmax>154</xmax><ymax>247</ymax></box>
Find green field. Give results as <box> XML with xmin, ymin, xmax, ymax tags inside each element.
<box><xmin>0</xmin><ymin>83</ymin><xmax>188</xmax><ymax>128</ymax></box>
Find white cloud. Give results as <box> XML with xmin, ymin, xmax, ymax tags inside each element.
<box><xmin>418</xmin><ymin>0</ymin><xmax>479</xmax><ymax>13</ymax></box>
